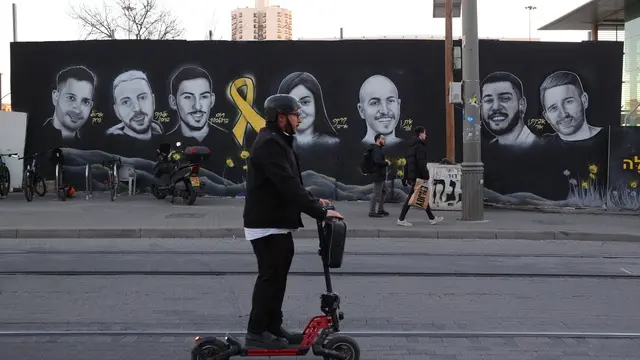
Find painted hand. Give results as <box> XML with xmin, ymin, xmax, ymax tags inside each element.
<box><xmin>319</xmin><ymin>199</ymin><xmax>330</xmax><ymax>206</ymax></box>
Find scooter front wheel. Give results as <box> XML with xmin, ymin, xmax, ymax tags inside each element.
<box><xmin>183</xmin><ymin>179</ymin><xmax>197</xmax><ymax>205</ymax></box>
<box><xmin>151</xmin><ymin>184</ymin><xmax>167</xmax><ymax>199</ymax></box>
<box><xmin>323</xmin><ymin>335</ymin><xmax>360</xmax><ymax>360</ymax></box>
<box><xmin>191</xmin><ymin>339</ymin><xmax>229</xmax><ymax>360</ymax></box>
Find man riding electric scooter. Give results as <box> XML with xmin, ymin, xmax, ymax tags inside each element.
<box><xmin>243</xmin><ymin>94</ymin><xmax>343</xmax><ymax>349</ymax></box>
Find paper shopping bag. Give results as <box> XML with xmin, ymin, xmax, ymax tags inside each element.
<box><xmin>408</xmin><ymin>178</ymin><xmax>431</xmax><ymax>209</ymax></box>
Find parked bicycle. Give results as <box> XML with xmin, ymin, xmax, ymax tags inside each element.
<box><xmin>101</xmin><ymin>157</ymin><xmax>121</xmax><ymax>201</ymax></box>
<box><xmin>0</xmin><ymin>152</ymin><xmax>19</xmax><ymax>197</ymax></box>
<box><xmin>19</xmin><ymin>151</ymin><xmax>50</xmax><ymax>202</ymax></box>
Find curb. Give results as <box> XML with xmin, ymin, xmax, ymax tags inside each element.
<box><xmin>0</xmin><ymin>228</ymin><xmax>637</xmax><ymax>242</ymax></box>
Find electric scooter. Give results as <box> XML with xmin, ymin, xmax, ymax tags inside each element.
<box><xmin>190</xmin><ymin>205</ymin><xmax>360</xmax><ymax>360</ymax></box>
<box><xmin>151</xmin><ymin>142</ymin><xmax>211</xmax><ymax>206</ymax></box>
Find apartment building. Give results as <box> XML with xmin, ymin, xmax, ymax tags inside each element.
<box><xmin>231</xmin><ymin>0</ymin><xmax>293</xmax><ymax>41</ymax></box>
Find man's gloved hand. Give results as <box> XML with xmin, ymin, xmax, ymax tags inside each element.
<box><xmin>326</xmin><ymin>209</ymin><xmax>343</xmax><ymax>220</ymax></box>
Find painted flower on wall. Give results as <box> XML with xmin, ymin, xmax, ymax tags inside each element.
<box><xmin>222</xmin><ymin>158</ymin><xmax>235</xmax><ymax>181</ymax></box>
<box><xmin>564</xmin><ymin>165</ymin><xmax>605</xmax><ymax>207</ymax></box>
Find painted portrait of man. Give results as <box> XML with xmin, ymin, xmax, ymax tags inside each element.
<box><xmin>167</xmin><ymin>66</ymin><xmax>215</xmax><ymax>143</ymax></box>
<box><xmin>480</xmin><ymin>71</ymin><xmax>540</xmax><ymax>147</ymax></box>
<box><xmin>357</xmin><ymin>74</ymin><xmax>403</xmax><ymax>146</ymax></box>
<box><xmin>44</xmin><ymin>65</ymin><xmax>97</xmax><ymax>141</ymax></box>
<box><xmin>105</xmin><ymin>70</ymin><xmax>163</xmax><ymax>140</ymax></box>
<box><xmin>540</xmin><ymin>70</ymin><xmax>601</xmax><ymax>142</ymax></box>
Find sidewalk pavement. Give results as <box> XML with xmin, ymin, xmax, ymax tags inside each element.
<box><xmin>0</xmin><ymin>194</ymin><xmax>638</xmax><ymax>241</ymax></box>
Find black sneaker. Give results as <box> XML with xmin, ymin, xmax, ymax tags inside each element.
<box><xmin>368</xmin><ymin>212</ymin><xmax>383</xmax><ymax>217</ymax></box>
<box><xmin>271</xmin><ymin>326</ymin><xmax>303</xmax><ymax>345</ymax></box>
<box><xmin>377</xmin><ymin>210</ymin><xmax>390</xmax><ymax>216</ymax></box>
<box><xmin>245</xmin><ymin>331</ymin><xmax>288</xmax><ymax>349</ymax></box>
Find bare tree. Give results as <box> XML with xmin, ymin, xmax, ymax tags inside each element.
<box><xmin>204</xmin><ymin>10</ymin><xmax>223</xmax><ymax>40</ymax></box>
<box><xmin>69</xmin><ymin>0</ymin><xmax>185</xmax><ymax>40</ymax></box>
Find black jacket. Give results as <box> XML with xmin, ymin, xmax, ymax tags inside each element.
<box><xmin>243</xmin><ymin>123</ymin><xmax>327</xmax><ymax>229</ymax></box>
<box><xmin>405</xmin><ymin>136</ymin><xmax>429</xmax><ymax>181</ymax></box>
<box><xmin>369</xmin><ymin>144</ymin><xmax>388</xmax><ymax>182</ymax></box>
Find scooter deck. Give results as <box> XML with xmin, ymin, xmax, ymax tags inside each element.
<box><xmin>241</xmin><ymin>345</ymin><xmax>310</xmax><ymax>357</ymax></box>
<box><xmin>244</xmin><ymin>344</ymin><xmax>306</xmax><ymax>350</ymax></box>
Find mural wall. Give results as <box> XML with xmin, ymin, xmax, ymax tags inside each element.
<box><xmin>10</xmin><ymin>39</ymin><xmax>623</xmax><ymax>206</ymax></box>
<box><xmin>478</xmin><ymin>40</ymin><xmax>622</xmax><ymax>208</ymax></box>
<box><xmin>608</xmin><ymin>127</ymin><xmax>640</xmax><ymax>211</ymax></box>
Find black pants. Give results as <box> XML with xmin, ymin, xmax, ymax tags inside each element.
<box><xmin>247</xmin><ymin>233</ymin><xmax>295</xmax><ymax>334</ymax></box>
<box><xmin>398</xmin><ymin>180</ymin><xmax>435</xmax><ymax>221</ymax></box>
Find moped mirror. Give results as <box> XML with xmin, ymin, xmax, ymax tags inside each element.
<box><xmin>176</xmin><ymin>142</ymin><xmax>182</xmax><ymax>147</ymax></box>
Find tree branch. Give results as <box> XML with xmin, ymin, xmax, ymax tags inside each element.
<box><xmin>69</xmin><ymin>0</ymin><xmax>184</xmax><ymax>40</ymax></box>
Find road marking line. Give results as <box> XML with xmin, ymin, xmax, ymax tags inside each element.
<box><xmin>620</xmin><ymin>268</ymin><xmax>634</xmax><ymax>275</ymax></box>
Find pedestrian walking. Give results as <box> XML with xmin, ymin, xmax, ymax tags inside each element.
<box><xmin>365</xmin><ymin>133</ymin><xmax>390</xmax><ymax>217</ymax></box>
<box><xmin>397</xmin><ymin>126</ymin><xmax>444</xmax><ymax>226</ymax></box>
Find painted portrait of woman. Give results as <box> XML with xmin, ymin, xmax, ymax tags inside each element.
<box><xmin>277</xmin><ymin>72</ymin><xmax>340</xmax><ymax>149</ymax></box>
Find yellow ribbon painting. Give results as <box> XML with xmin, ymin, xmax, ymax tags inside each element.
<box><xmin>229</xmin><ymin>77</ymin><xmax>265</xmax><ymax>147</ymax></box>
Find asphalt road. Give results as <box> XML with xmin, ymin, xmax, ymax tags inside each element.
<box><xmin>3</xmin><ymin>334</ymin><xmax>640</xmax><ymax>360</ymax></box>
<box><xmin>1</xmin><ymin>237</ymin><xmax>640</xmax><ymax>359</ymax></box>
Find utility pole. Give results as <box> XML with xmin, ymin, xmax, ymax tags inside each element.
<box><xmin>444</xmin><ymin>0</ymin><xmax>455</xmax><ymax>162</ymax></box>
<box><xmin>525</xmin><ymin>6</ymin><xmax>536</xmax><ymax>41</ymax></box>
<box><xmin>460</xmin><ymin>0</ymin><xmax>484</xmax><ymax>221</ymax></box>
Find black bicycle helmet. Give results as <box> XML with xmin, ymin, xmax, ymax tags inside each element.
<box><xmin>263</xmin><ymin>94</ymin><xmax>300</xmax><ymax>123</ymax></box>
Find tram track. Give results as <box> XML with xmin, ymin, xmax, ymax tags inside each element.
<box><xmin>2</xmin><ymin>249</ymin><xmax>640</xmax><ymax>259</ymax></box>
<box><xmin>0</xmin><ymin>270</ymin><xmax>638</xmax><ymax>278</ymax></box>
<box><xmin>1</xmin><ymin>329</ymin><xmax>639</xmax><ymax>338</ymax></box>
<box><xmin>1</xmin><ymin>251</ymin><xmax>638</xmax><ymax>277</ymax></box>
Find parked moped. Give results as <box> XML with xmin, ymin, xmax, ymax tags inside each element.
<box><xmin>151</xmin><ymin>142</ymin><xmax>211</xmax><ymax>205</ymax></box>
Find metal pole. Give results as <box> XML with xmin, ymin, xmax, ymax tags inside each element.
<box><xmin>528</xmin><ymin>11</ymin><xmax>531</xmax><ymax>40</ymax></box>
<box><xmin>444</xmin><ymin>0</ymin><xmax>455</xmax><ymax>162</ymax></box>
<box><xmin>12</xmin><ymin>3</ymin><xmax>18</xmax><ymax>42</ymax></box>
<box><xmin>340</xmin><ymin>27</ymin><xmax>343</xmax><ymax>39</ymax></box>
<box><xmin>460</xmin><ymin>0</ymin><xmax>484</xmax><ymax>221</ymax></box>
<box><xmin>525</xmin><ymin>6</ymin><xmax>536</xmax><ymax>41</ymax></box>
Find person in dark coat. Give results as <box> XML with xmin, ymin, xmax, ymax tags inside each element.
<box><xmin>397</xmin><ymin>126</ymin><xmax>443</xmax><ymax>226</ymax></box>
<box><xmin>243</xmin><ymin>94</ymin><xmax>343</xmax><ymax>349</ymax></box>
<box><xmin>368</xmin><ymin>133</ymin><xmax>390</xmax><ymax>217</ymax></box>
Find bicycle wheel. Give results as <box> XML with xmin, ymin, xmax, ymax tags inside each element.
<box><xmin>23</xmin><ymin>171</ymin><xmax>34</xmax><ymax>202</ymax></box>
<box><xmin>34</xmin><ymin>174</ymin><xmax>47</xmax><ymax>197</ymax></box>
<box><xmin>0</xmin><ymin>165</ymin><xmax>10</xmax><ymax>197</ymax></box>
<box><xmin>109</xmin><ymin>171</ymin><xmax>116</xmax><ymax>201</ymax></box>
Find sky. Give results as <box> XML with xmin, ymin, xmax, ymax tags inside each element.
<box><xmin>0</xmin><ymin>0</ymin><xmax>592</xmax><ymax>104</ymax></box>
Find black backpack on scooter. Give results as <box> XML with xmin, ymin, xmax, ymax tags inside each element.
<box><xmin>321</xmin><ymin>218</ymin><xmax>347</xmax><ymax>269</ymax></box>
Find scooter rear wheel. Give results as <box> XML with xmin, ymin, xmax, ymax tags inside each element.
<box><xmin>183</xmin><ymin>179</ymin><xmax>197</xmax><ymax>205</ymax></box>
<box><xmin>323</xmin><ymin>335</ymin><xmax>360</xmax><ymax>360</ymax></box>
<box><xmin>191</xmin><ymin>339</ymin><xmax>229</xmax><ymax>360</ymax></box>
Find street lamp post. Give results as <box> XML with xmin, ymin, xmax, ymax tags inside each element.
<box><xmin>525</xmin><ymin>5</ymin><xmax>537</xmax><ymax>41</ymax></box>
<box><xmin>460</xmin><ymin>0</ymin><xmax>484</xmax><ymax>221</ymax></box>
